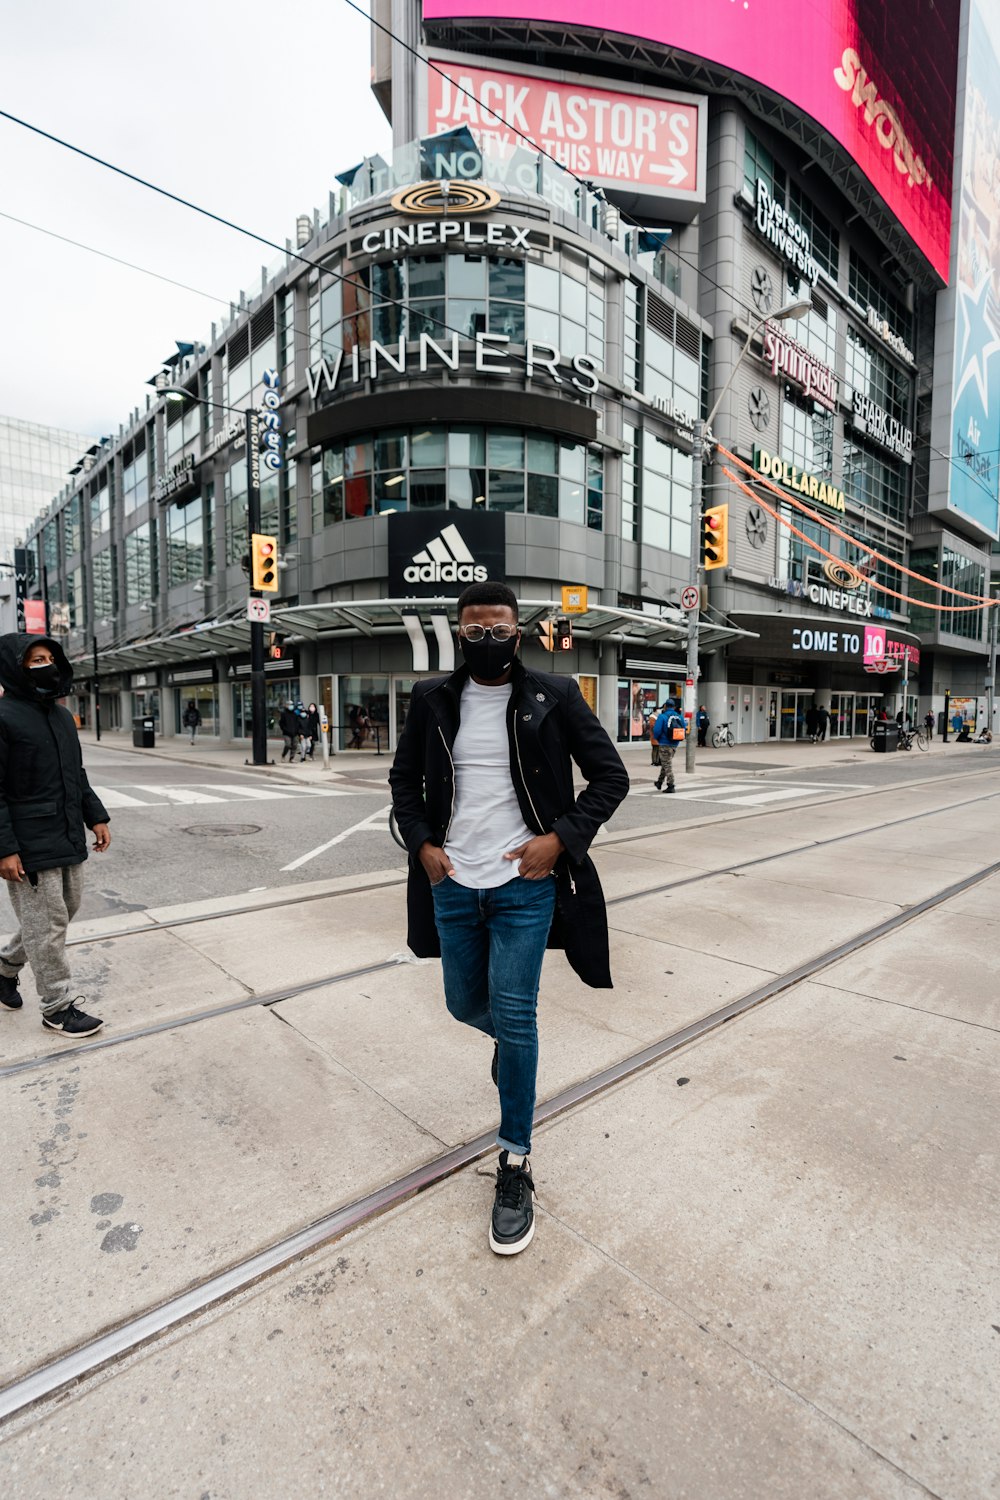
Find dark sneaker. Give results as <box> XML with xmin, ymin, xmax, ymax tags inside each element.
<box><xmin>489</xmin><ymin>1151</ymin><xmax>535</xmax><ymax>1255</ymax></box>
<box><xmin>662</xmin><ymin>784</ymin><xmax>675</xmax><ymax>793</ymax></box>
<box><xmin>42</xmin><ymin>1002</ymin><xmax>104</xmax><ymax>1038</ymax></box>
<box><xmin>491</xmin><ymin>1041</ymin><xmax>499</xmax><ymax>1088</ymax></box>
<box><xmin>0</xmin><ymin>973</ymin><xmax>22</xmax><ymax>1010</ymax></box>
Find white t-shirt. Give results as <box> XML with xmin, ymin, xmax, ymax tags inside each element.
<box><xmin>444</xmin><ymin>679</ymin><xmax>536</xmax><ymax>889</ymax></box>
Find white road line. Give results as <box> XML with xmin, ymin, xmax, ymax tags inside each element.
<box><xmin>94</xmin><ymin>787</ymin><xmax>165</xmax><ymax>809</ymax></box>
<box><xmin>713</xmin><ymin>787</ymin><xmax>833</xmax><ymax>806</ymax></box>
<box><xmin>190</xmin><ymin>783</ymin><xmax>300</xmax><ymax>801</ymax></box>
<box><xmin>133</xmin><ymin>785</ymin><xmax>227</xmax><ymax>805</ymax></box>
<box><xmin>281</xmin><ymin>803</ymin><xmax>393</xmax><ymax>872</ymax></box>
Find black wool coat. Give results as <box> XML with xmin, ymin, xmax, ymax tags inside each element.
<box><xmin>0</xmin><ymin>634</ymin><xmax>110</xmax><ymax>873</ymax></box>
<box><xmin>388</xmin><ymin>660</ymin><xmax>629</xmax><ymax>989</ymax></box>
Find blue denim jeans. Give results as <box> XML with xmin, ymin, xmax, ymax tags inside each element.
<box><xmin>430</xmin><ymin>875</ymin><xmax>556</xmax><ymax>1157</ymax></box>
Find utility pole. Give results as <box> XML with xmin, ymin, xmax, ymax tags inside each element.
<box><xmin>987</xmin><ymin>588</ymin><xmax>998</xmax><ymax>734</ymax></box>
<box><xmin>684</xmin><ymin>418</ymin><xmax>704</xmax><ymax>774</ymax></box>
<box><xmin>92</xmin><ymin>636</ymin><xmax>101</xmax><ymax>742</ymax></box>
<box><xmin>245</xmin><ymin>409</ymin><xmax>268</xmax><ymax>767</ymax></box>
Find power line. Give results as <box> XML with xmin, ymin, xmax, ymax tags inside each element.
<box><xmin>0</xmin><ymin>209</ymin><xmax>230</xmax><ymax>305</ymax></box>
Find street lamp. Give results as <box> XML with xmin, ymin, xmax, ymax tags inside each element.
<box><xmin>683</xmin><ymin>297</ymin><xmax>812</xmax><ymax>773</ymax></box>
<box><xmin>155</xmin><ymin>377</ymin><xmax>281</xmax><ymax>767</ymax></box>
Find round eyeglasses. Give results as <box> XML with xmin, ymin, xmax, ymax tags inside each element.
<box><xmin>458</xmin><ymin>623</ymin><xmax>519</xmax><ymax>642</ymax></box>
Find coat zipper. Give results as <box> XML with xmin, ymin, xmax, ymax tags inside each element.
<box><xmin>437</xmin><ymin>725</ymin><xmax>457</xmax><ymax>843</ymax></box>
<box><xmin>513</xmin><ymin>713</ymin><xmax>544</xmax><ymax>834</ymax></box>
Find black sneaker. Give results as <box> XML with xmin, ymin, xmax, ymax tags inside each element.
<box><xmin>491</xmin><ymin>1041</ymin><xmax>499</xmax><ymax>1088</ymax></box>
<box><xmin>42</xmin><ymin>1002</ymin><xmax>104</xmax><ymax>1038</ymax></box>
<box><xmin>0</xmin><ymin>973</ymin><xmax>22</xmax><ymax>1010</ymax></box>
<box><xmin>489</xmin><ymin>1151</ymin><xmax>535</xmax><ymax>1255</ymax></box>
<box><xmin>662</xmin><ymin>784</ymin><xmax>675</xmax><ymax>793</ymax></box>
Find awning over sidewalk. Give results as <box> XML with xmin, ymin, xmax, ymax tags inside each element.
<box><xmin>83</xmin><ymin>599</ymin><xmax>756</xmax><ymax>677</ymax></box>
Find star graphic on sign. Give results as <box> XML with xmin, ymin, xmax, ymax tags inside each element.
<box><xmin>954</xmin><ymin>272</ymin><xmax>1000</xmax><ymax>415</ymax></box>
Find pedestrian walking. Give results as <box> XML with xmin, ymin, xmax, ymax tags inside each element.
<box><xmin>0</xmin><ymin>635</ymin><xmax>111</xmax><ymax>1036</ymax></box>
<box><xmin>650</xmin><ymin>698</ymin><xmax>686</xmax><ymax>792</ymax></box>
<box><xmin>389</xmin><ymin>581</ymin><xmax>628</xmax><ymax>1256</ymax></box>
<box><xmin>182</xmin><ymin>699</ymin><xmax>202</xmax><ymax>744</ymax></box>
<box><xmin>278</xmin><ymin>702</ymin><xmax>300</xmax><ymax>761</ymax></box>
<box><xmin>302</xmin><ymin>702</ymin><xmax>321</xmax><ymax>759</ymax></box>
<box><xmin>696</xmin><ymin>704</ymin><xmax>710</xmax><ymax>748</ymax></box>
<box><xmin>817</xmin><ymin>704</ymin><xmax>830</xmax><ymax>742</ymax></box>
<box><xmin>805</xmin><ymin>703</ymin><xmax>820</xmax><ymax>742</ymax></box>
<box><xmin>924</xmin><ymin>710</ymin><xmax>935</xmax><ymax>740</ymax></box>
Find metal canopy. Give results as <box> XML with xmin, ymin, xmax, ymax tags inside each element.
<box><xmin>76</xmin><ymin>598</ymin><xmax>755</xmax><ymax>677</ymax></box>
<box><xmin>270</xmin><ymin>598</ymin><xmax>754</xmax><ymax>654</ymax></box>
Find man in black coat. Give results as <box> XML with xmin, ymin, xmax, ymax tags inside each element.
<box><xmin>0</xmin><ymin>634</ymin><xmax>111</xmax><ymax>1036</ymax></box>
<box><xmin>389</xmin><ymin>582</ymin><xmax>628</xmax><ymax>1256</ymax></box>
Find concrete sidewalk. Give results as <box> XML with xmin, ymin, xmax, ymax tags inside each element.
<box><xmin>1</xmin><ymin>768</ymin><xmax>997</xmax><ymax>1496</ymax></box>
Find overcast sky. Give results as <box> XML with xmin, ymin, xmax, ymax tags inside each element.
<box><xmin>0</xmin><ymin>0</ymin><xmax>390</xmax><ymax>439</ymax></box>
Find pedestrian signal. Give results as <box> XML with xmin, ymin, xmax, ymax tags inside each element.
<box><xmin>702</xmin><ymin>505</ymin><xmax>729</xmax><ymax>571</ymax></box>
<box><xmin>555</xmin><ymin>617</ymin><xmax>573</xmax><ymax>651</ymax></box>
<box><xmin>537</xmin><ymin>620</ymin><xmax>555</xmax><ymax>652</ymax></box>
<box><xmin>251</xmin><ymin>533</ymin><xmax>278</xmax><ymax>591</ymax></box>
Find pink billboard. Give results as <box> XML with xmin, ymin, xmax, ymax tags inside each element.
<box><xmin>423</xmin><ymin>0</ymin><xmax>959</xmax><ymax>281</ymax></box>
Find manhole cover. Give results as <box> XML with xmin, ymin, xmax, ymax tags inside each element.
<box><xmin>181</xmin><ymin>824</ymin><xmax>262</xmax><ymax>838</ymax></box>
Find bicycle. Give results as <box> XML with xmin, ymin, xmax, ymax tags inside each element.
<box><xmin>711</xmin><ymin>723</ymin><xmax>736</xmax><ymax>749</ymax></box>
<box><xmin>898</xmin><ymin>726</ymin><xmax>928</xmax><ymax>752</ymax></box>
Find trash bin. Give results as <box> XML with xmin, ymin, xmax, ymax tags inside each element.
<box><xmin>132</xmin><ymin>716</ymin><xmax>155</xmax><ymax>749</ymax></box>
<box><xmin>871</xmin><ymin>721</ymin><xmax>898</xmax><ymax>753</ymax></box>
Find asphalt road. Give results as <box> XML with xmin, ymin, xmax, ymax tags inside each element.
<box><xmin>18</xmin><ymin>739</ymin><xmax>993</xmax><ymax>925</ymax></box>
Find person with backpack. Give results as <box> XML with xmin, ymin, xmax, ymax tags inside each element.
<box><xmin>651</xmin><ymin>698</ymin><xmax>686</xmax><ymax>792</ymax></box>
<box><xmin>278</xmin><ymin>702</ymin><xmax>300</xmax><ymax>761</ymax></box>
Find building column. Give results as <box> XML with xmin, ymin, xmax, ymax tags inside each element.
<box><xmin>598</xmin><ymin>668</ymin><xmax>619</xmax><ymax>744</ymax></box>
<box><xmin>217</xmin><ymin>668</ymin><xmax>234</xmax><ymax>742</ymax></box>
<box><xmin>161</xmin><ymin>684</ymin><xmax>178</xmax><ymax>738</ymax></box>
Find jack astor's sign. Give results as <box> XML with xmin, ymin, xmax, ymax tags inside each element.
<box><xmin>752</xmin><ymin>446</ymin><xmax>846</xmax><ymax>513</ymax></box>
<box><xmin>763</xmin><ymin>323</ymin><xmax>838</xmax><ymax>410</ymax></box>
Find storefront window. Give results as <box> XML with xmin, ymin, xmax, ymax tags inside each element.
<box><xmin>131</xmin><ymin>689</ymin><xmax>160</xmax><ymax>725</ymax></box>
<box><xmin>314</xmin><ymin>428</ymin><xmax>601</xmax><ymax>528</ymax></box>
<box><xmin>338</xmin><ymin>675</ymin><xmax>389</xmax><ymax>752</ymax></box>
<box><xmin>232</xmin><ymin>679</ymin><xmax>301</xmax><ymax>739</ymax></box>
<box><xmin>174</xmin><ymin>684</ymin><xmax>219</xmax><ymax>736</ymax></box>
<box><xmin>617</xmin><ymin>679</ymin><xmax>681</xmax><ymax>742</ymax></box>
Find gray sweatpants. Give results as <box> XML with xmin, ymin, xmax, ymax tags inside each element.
<box><xmin>0</xmin><ymin>865</ymin><xmax>85</xmax><ymax>1016</ymax></box>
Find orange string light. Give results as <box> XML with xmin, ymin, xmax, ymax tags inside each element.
<box><xmin>720</xmin><ymin>467</ymin><xmax>995</xmax><ymax>614</ymax></box>
<box><xmin>717</xmin><ymin>444</ymin><xmax>997</xmax><ymax>608</ymax></box>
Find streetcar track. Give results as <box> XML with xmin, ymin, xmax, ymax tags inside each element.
<box><xmin>2</xmin><ymin>784</ymin><xmax>998</xmax><ymax>1081</ymax></box>
<box><xmin>1</xmin><ymin>854</ymin><xmax>996</xmax><ymax>1425</ymax></box>
<box><xmin>50</xmin><ymin>761</ymin><xmax>1000</xmax><ymax>947</ymax></box>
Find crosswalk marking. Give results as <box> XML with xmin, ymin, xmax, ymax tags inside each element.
<box><xmin>92</xmin><ymin>782</ymin><xmax>356</xmax><ymax>811</ymax></box>
<box><xmin>630</xmin><ymin>777</ymin><xmax>869</xmax><ymax>809</ymax></box>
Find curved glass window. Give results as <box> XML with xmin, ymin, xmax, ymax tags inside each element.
<box><xmin>313</xmin><ymin>426</ymin><xmax>602</xmax><ymax>530</ymax></box>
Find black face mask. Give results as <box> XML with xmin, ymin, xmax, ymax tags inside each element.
<box><xmin>459</xmin><ymin>632</ymin><xmax>519</xmax><ymax>681</ymax></box>
<box><xmin>26</xmin><ymin>662</ymin><xmax>63</xmax><ymax>695</ymax></box>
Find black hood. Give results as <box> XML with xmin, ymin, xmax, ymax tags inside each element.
<box><xmin>0</xmin><ymin>634</ymin><xmax>74</xmax><ymax>701</ymax></box>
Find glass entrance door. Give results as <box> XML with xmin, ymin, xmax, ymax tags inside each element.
<box><xmin>779</xmin><ymin>691</ymin><xmax>805</xmax><ymax>740</ymax></box>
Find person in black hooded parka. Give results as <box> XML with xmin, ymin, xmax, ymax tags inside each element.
<box><xmin>0</xmin><ymin>634</ymin><xmax>111</xmax><ymax>1036</ymax></box>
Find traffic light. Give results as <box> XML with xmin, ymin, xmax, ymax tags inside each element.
<box><xmin>251</xmin><ymin>533</ymin><xmax>278</xmax><ymax>591</ymax></box>
<box><xmin>554</xmin><ymin>616</ymin><xmax>573</xmax><ymax>651</ymax></box>
<box><xmin>702</xmin><ymin>504</ymin><xmax>729</xmax><ymax>571</ymax></box>
<box><xmin>537</xmin><ymin>620</ymin><xmax>554</xmax><ymax>652</ymax></box>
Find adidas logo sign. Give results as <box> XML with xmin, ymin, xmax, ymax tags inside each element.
<box><xmin>403</xmin><ymin>523</ymin><xmax>488</xmax><ymax>585</ymax></box>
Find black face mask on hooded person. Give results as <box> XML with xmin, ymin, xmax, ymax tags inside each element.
<box><xmin>458</xmin><ymin>627</ymin><xmax>519</xmax><ymax>681</ymax></box>
<box><xmin>25</xmin><ymin>662</ymin><xmax>63</xmax><ymax>697</ymax></box>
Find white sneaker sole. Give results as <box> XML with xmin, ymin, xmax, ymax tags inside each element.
<box><xmin>42</xmin><ymin>1018</ymin><xmax>104</xmax><ymax>1037</ymax></box>
<box><xmin>489</xmin><ymin>1216</ymin><xmax>535</xmax><ymax>1255</ymax></box>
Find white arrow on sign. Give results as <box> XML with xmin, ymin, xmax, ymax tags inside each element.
<box><xmin>649</xmin><ymin>160</ymin><xmax>687</xmax><ymax>185</ymax></box>
<box><xmin>680</xmin><ymin>585</ymin><xmax>700</xmax><ymax>611</ymax></box>
<box><xmin>247</xmin><ymin>597</ymin><xmax>271</xmax><ymax>623</ymax></box>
